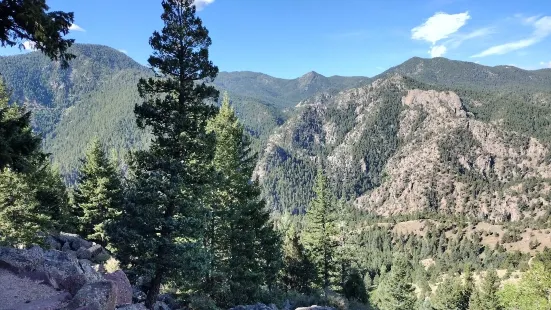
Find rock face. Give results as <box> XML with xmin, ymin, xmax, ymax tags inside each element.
<box><xmin>256</xmin><ymin>75</ymin><xmax>551</xmax><ymax>220</ymax></box>
<box><xmin>0</xmin><ymin>234</ymin><xmax>145</xmax><ymax>310</ymax></box>
<box><xmin>65</xmin><ymin>281</ymin><xmax>117</xmax><ymax>310</ymax></box>
<box><xmin>104</xmin><ymin>270</ymin><xmax>132</xmax><ymax>306</ymax></box>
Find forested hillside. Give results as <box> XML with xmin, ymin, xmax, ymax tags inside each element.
<box><xmin>257</xmin><ymin>73</ymin><xmax>551</xmax><ymax>222</ymax></box>
<box><xmin>3</xmin><ymin>1</ymin><xmax>551</xmax><ymax>309</ymax></box>
<box><xmin>0</xmin><ymin>45</ymin><xmax>367</xmax><ymax>178</ymax></box>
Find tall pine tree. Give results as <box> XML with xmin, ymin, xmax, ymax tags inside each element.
<box><xmin>282</xmin><ymin>224</ymin><xmax>317</xmax><ymax>294</ymax></box>
<box><xmin>373</xmin><ymin>255</ymin><xmax>416</xmax><ymax>310</ymax></box>
<box><xmin>205</xmin><ymin>93</ymin><xmax>281</xmax><ymax>306</ymax></box>
<box><xmin>302</xmin><ymin>166</ymin><xmax>338</xmax><ymax>290</ymax></box>
<box><xmin>108</xmin><ymin>1</ymin><xmax>219</xmax><ymax>307</ymax></box>
<box><xmin>469</xmin><ymin>270</ymin><xmax>503</xmax><ymax>310</ymax></box>
<box><xmin>73</xmin><ymin>138</ymin><xmax>122</xmax><ymax>245</ymax></box>
<box><xmin>0</xmin><ymin>80</ymin><xmax>70</xmax><ymax>245</ymax></box>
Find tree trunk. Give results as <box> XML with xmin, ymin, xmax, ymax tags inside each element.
<box><xmin>145</xmin><ymin>268</ymin><xmax>164</xmax><ymax>309</ymax></box>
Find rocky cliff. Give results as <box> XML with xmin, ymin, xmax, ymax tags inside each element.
<box><xmin>256</xmin><ymin>75</ymin><xmax>551</xmax><ymax>220</ymax></box>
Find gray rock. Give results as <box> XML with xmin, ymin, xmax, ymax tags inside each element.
<box><xmin>132</xmin><ymin>287</ymin><xmax>146</xmax><ymax>303</ymax></box>
<box><xmin>79</xmin><ymin>259</ymin><xmax>103</xmax><ymax>282</ymax></box>
<box><xmin>65</xmin><ymin>280</ymin><xmax>117</xmax><ymax>310</ymax></box>
<box><xmin>104</xmin><ymin>270</ymin><xmax>133</xmax><ymax>306</ymax></box>
<box><xmin>230</xmin><ymin>304</ymin><xmax>278</xmax><ymax>310</ymax></box>
<box><xmin>42</xmin><ymin>250</ymin><xmax>84</xmax><ymax>289</ymax></box>
<box><xmin>62</xmin><ymin>241</ymin><xmax>72</xmax><ymax>252</ymax></box>
<box><xmin>77</xmin><ymin>247</ymin><xmax>92</xmax><ymax>260</ymax></box>
<box><xmin>0</xmin><ymin>246</ymin><xmax>40</xmax><ymax>271</ymax></box>
<box><xmin>87</xmin><ymin>244</ymin><xmax>103</xmax><ymax>258</ymax></box>
<box><xmin>117</xmin><ymin>304</ymin><xmax>148</xmax><ymax>310</ymax></box>
<box><xmin>295</xmin><ymin>306</ymin><xmax>335</xmax><ymax>310</ymax></box>
<box><xmin>46</xmin><ymin>236</ymin><xmax>62</xmax><ymax>250</ymax></box>
<box><xmin>57</xmin><ymin>232</ymin><xmax>93</xmax><ymax>250</ymax></box>
<box><xmin>153</xmin><ymin>301</ymin><xmax>171</xmax><ymax>310</ymax></box>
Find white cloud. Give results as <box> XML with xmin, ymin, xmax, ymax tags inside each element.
<box><xmin>541</xmin><ymin>61</ymin><xmax>551</xmax><ymax>68</ymax></box>
<box><xmin>412</xmin><ymin>12</ymin><xmax>471</xmax><ymax>44</ymax></box>
<box><xmin>430</xmin><ymin>45</ymin><xmax>447</xmax><ymax>57</ymax></box>
<box><xmin>412</xmin><ymin>12</ymin><xmax>471</xmax><ymax>58</ymax></box>
<box><xmin>472</xmin><ymin>16</ymin><xmax>551</xmax><ymax>57</ymax></box>
<box><xmin>118</xmin><ymin>49</ymin><xmax>128</xmax><ymax>54</ymax></box>
<box><xmin>22</xmin><ymin>41</ymin><xmax>36</xmax><ymax>51</ymax></box>
<box><xmin>193</xmin><ymin>0</ymin><xmax>215</xmax><ymax>11</ymax></box>
<box><xmin>69</xmin><ymin>23</ymin><xmax>86</xmax><ymax>32</ymax></box>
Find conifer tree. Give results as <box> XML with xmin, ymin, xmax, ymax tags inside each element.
<box><xmin>73</xmin><ymin>138</ymin><xmax>122</xmax><ymax>245</ymax></box>
<box><xmin>373</xmin><ymin>255</ymin><xmax>416</xmax><ymax>310</ymax></box>
<box><xmin>108</xmin><ymin>1</ymin><xmax>219</xmax><ymax>307</ymax></box>
<box><xmin>0</xmin><ymin>80</ymin><xmax>70</xmax><ymax>245</ymax></box>
<box><xmin>0</xmin><ymin>80</ymin><xmax>42</xmax><ymax>172</ymax></box>
<box><xmin>431</xmin><ymin>276</ymin><xmax>464</xmax><ymax>310</ymax></box>
<box><xmin>0</xmin><ymin>168</ymin><xmax>49</xmax><ymax>246</ymax></box>
<box><xmin>282</xmin><ymin>224</ymin><xmax>317</xmax><ymax>293</ymax></box>
<box><xmin>302</xmin><ymin>166</ymin><xmax>338</xmax><ymax>290</ymax></box>
<box><xmin>469</xmin><ymin>270</ymin><xmax>503</xmax><ymax>310</ymax></box>
<box><xmin>205</xmin><ymin>93</ymin><xmax>281</xmax><ymax>305</ymax></box>
<box><xmin>0</xmin><ymin>0</ymin><xmax>75</xmax><ymax>66</ymax></box>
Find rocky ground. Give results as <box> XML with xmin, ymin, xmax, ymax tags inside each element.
<box><xmin>0</xmin><ymin>233</ymin><xmax>143</xmax><ymax>310</ymax></box>
<box><xmin>0</xmin><ymin>233</ymin><xmax>336</xmax><ymax>310</ymax></box>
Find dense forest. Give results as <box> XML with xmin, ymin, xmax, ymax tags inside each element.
<box><xmin>1</xmin><ymin>0</ymin><xmax>551</xmax><ymax>310</ymax></box>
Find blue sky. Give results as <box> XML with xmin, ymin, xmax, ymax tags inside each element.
<box><xmin>2</xmin><ymin>0</ymin><xmax>551</xmax><ymax>78</ymax></box>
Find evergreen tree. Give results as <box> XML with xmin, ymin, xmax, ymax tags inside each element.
<box><xmin>205</xmin><ymin>93</ymin><xmax>281</xmax><ymax>306</ymax></box>
<box><xmin>431</xmin><ymin>276</ymin><xmax>464</xmax><ymax>310</ymax></box>
<box><xmin>108</xmin><ymin>1</ymin><xmax>219</xmax><ymax>307</ymax></box>
<box><xmin>282</xmin><ymin>224</ymin><xmax>317</xmax><ymax>294</ymax></box>
<box><xmin>469</xmin><ymin>270</ymin><xmax>503</xmax><ymax>310</ymax></box>
<box><xmin>373</xmin><ymin>255</ymin><xmax>416</xmax><ymax>310</ymax></box>
<box><xmin>0</xmin><ymin>168</ymin><xmax>49</xmax><ymax>246</ymax></box>
<box><xmin>73</xmin><ymin>138</ymin><xmax>122</xmax><ymax>245</ymax></box>
<box><xmin>499</xmin><ymin>262</ymin><xmax>551</xmax><ymax>310</ymax></box>
<box><xmin>0</xmin><ymin>0</ymin><xmax>75</xmax><ymax>66</ymax></box>
<box><xmin>0</xmin><ymin>79</ymin><xmax>69</xmax><ymax>245</ymax></box>
<box><xmin>302</xmin><ymin>166</ymin><xmax>339</xmax><ymax>290</ymax></box>
<box><xmin>0</xmin><ymin>80</ymin><xmax>43</xmax><ymax>172</ymax></box>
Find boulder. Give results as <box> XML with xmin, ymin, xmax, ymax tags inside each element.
<box><xmin>0</xmin><ymin>246</ymin><xmax>44</xmax><ymax>273</ymax></box>
<box><xmin>57</xmin><ymin>232</ymin><xmax>93</xmax><ymax>250</ymax></box>
<box><xmin>65</xmin><ymin>281</ymin><xmax>117</xmax><ymax>310</ymax></box>
<box><xmin>42</xmin><ymin>250</ymin><xmax>84</xmax><ymax>289</ymax></box>
<box><xmin>77</xmin><ymin>247</ymin><xmax>93</xmax><ymax>260</ymax></box>
<box><xmin>46</xmin><ymin>236</ymin><xmax>62</xmax><ymax>250</ymax></box>
<box><xmin>295</xmin><ymin>306</ymin><xmax>335</xmax><ymax>310</ymax></box>
<box><xmin>79</xmin><ymin>259</ymin><xmax>103</xmax><ymax>282</ymax></box>
<box><xmin>117</xmin><ymin>304</ymin><xmax>148</xmax><ymax>310</ymax></box>
<box><xmin>153</xmin><ymin>301</ymin><xmax>171</xmax><ymax>310</ymax></box>
<box><xmin>104</xmin><ymin>270</ymin><xmax>132</xmax><ymax>306</ymax></box>
<box><xmin>132</xmin><ymin>287</ymin><xmax>146</xmax><ymax>303</ymax></box>
<box><xmin>230</xmin><ymin>304</ymin><xmax>278</xmax><ymax>310</ymax></box>
<box><xmin>87</xmin><ymin>244</ymin><xmax>103</xmax><ymax>258</ymax></box>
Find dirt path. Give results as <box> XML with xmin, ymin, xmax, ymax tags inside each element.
<box><xmin>0</xmin><ymin>268</ymin><xmax>62</xmax><ymax>310</ymax></box>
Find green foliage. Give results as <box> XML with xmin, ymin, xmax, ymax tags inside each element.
<box><xmin>72</xmin><ymin>138</ymin><xmax>122</xmax><ymax>245</ymax></box>
<box><xmin>203</xmin><ymin>93</ymin><xmax>282</xmax><ymax>306</ymax></box>
<box><xmin>470</xmin><ymin>270</ymin><xmax>503</xmax><ymax>310</ymax></box>
<box><xmin>108</xmin><ymin>1</ymin><xmax>219</xmax><ymax>307</ymax></box>
<box><xmin>0</xmin><ymin>168</ymin><xmax>49</xmax><ymax>246</ymax></box>
<box><xmin>0</xmin><ymin>0</ymin><xmax>75</xmax><ymax>66</ymax></box>
<box><xmin>372</xmin><ymin>255</ymin><xmax>416</xmax><ymax>310</ymax></box>
<box><xmin>0</xmin><ymin>80</ymin><xmax>42</xmax><ymax>172</ymax></box>
<box><xmin>281</xmin><ymin>224</ymin><xmax>317</xmax><ymax>294</ymax></box>
<box><xmin>499</xmin><ymin>262</ymin><xmax>551</xmax><ymax>310</ymax></box>
<box><xmin>302</xmin><ymin>166</ymin><xmax>339</xmax><ymax>289</ymax></box>
<box><xmin>343</xmin><ymin>270</ymin><xmax>368</xmax><ymax>303</ymax></box>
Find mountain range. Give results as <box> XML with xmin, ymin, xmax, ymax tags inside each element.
<box><xmin>2</xmin><ymin>43</ymin><xmax>551</xmax><ymax>220</ymax></box>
